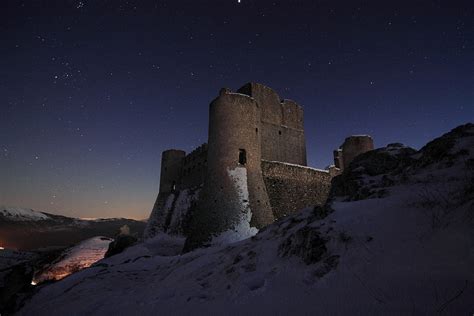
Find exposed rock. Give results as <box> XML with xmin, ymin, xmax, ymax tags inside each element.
<box><xmin>278</xmin><ymin>226</ymin><xmax>327</xmax><ymax>264</ymax></box>
<box><xmin>352</xmin><ymin>143</ymin><xmax>417</xmax><ymax>176</ymax></box>
<box><xmin>329</xmin><ymin>123</ymin><xmax>474</xmax><ymax>203</ymax></box>
<box><xmin>414</xmin><ymin>123</ymin><xmax>473</xmax><ymax>168</ymax></box>
<box><xmin>0</xmin><ymin>248</ymin><xmax>60</xmax><ymax>315</ymax></box>
<box><xmin>330</xmin><ymin>143</ymin><xmax>416</xmax><ymax>201</ymax></box>
<box><xmin>105</xmin><ymin>235</ymin><xmax>138</xmax><ymax>258</ymax></box>
<box><xmin>0</xmin><ymin>263</ymin><xmax>34</xmax><ymax>314</ymax></box>
<box><xmin>310</xmin><ymin>204</ymin><xmax>334</xmax><ymax>221</ymax></box>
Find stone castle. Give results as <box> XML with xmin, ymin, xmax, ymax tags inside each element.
<box><xmin>144</xmin><ymin>82</ymin><xmax>374</xmax><ymax>249</ymax></box>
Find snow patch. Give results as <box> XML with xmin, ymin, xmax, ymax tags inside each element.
<box><xmin>263</xmin><ymin>160</ymin><xmax>330</xmax><ymax>173</ymax></box>
<box><xmin>168</xmin><ymin>189</ymin><xmax>201</xmax><ymax>235</ymax></box>
<box><xmin>143</xmin><ymin>193</ymin><xmax>176</xmax><ymax>239</ymax></box>
<box><xmin>212</xmin><ymin>167</ymin><xmax>258</xmax><ymax>244</ymax></box>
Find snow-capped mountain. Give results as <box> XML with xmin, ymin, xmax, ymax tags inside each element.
<box><xmin>0</xmin><ymin>206</ymin><xmax>51</xmax><ymax>221</ymax></box>
<box><xmin>16</xmin><ymin>123</ymin><xmax>474</xmax><ymax>315</ymax></box>
<box><xmin>0</xmin><ymin>207</ymin><xmax>146</xmax><ymax>250</ymax></box>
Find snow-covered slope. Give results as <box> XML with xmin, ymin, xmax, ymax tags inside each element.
<box><xmin>18</xmin><ymin>124</ymin><xmax>474</xmax><ymax>315</ymax></box>
<box><xmin>0</xmin><ymin>206</ymin><xmax>50</xmax><ymax>221</ymax></box>
<box><xmin>32</xmin><ymin>236</ymin><xmax>113</xmax><ymax>284</ymax></box>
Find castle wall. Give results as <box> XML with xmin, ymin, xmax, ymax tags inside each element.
<box><xmin>179</xmin><ymin>144</ymin><xmax>207</xmax><ymax>190</ymax></box>
<box><xmin>144</xmin><ymin>149</ymin><xmax>185</xmax><ymax>236</ymax></box>
<box><xmin>164</xmin><ymin>188</ymin><xmax>201</xmax><ymax>236</ymax></box>
<box><xmin>159</xmin><ymin>150</ymin><xmax>185</xmax><ymax>194</ymax></box>
<box><xmin>185</xmin><ymin>91</ymin><xmax>274</xmax><ymax>249</ymax></box>
<box><xmin>146</xmin><ymin>82</ymin><xmax>352</xmax><ymax>250</ymax></box>
<box><xmin>281</xmin><ymin>99</ymin><xmax>304</xmax><ymax>130</ymax></box>
<box><xmin>261</xmin><ymin>160</ymin><xmax>333</xmax><ymax>219</ymax></box>
<box><xmin>143</xmin><ymin>192</ymin><xmax>171</xmax><ymax>238</ymax></box>
<box><xmin>237</xmin><ymin>83</ymin><xmax>307</xmax><ymax>166</ymax></box>
<box><xmin>146</xmin><ymin>145</ymin><xmax>207</xmax><ymax>238</ymax></box>
<box><xmin>260</xmin><ymin>122</ymin><xmax>307</xmax><ymax>165</ymax></box>
<box><xmin>144</xmin><ymin>187</ymin><xmax>201</xmax><ymax>239</ymax></box>
<box><xmin>237</xmin><ymin>82</ymin><xmax>282</xmax><ymax>125</ymax></box>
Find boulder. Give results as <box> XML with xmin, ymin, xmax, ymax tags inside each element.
<box><xmin>104</xmin><ymin>235</ymin><xmax>138</xmax><ymax>258</ymax></box>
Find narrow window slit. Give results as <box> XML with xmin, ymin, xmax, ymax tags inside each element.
<box><xmin>238</xmin><ymin>149</ymin><xmax>247</xmax><ymax>165</ymax></box>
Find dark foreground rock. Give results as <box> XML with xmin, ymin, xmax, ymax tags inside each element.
<box><xmin>278</xmin><ymin>226</ymin><xmax>327</xmax><ymax>264</ymax></box>
<box><xmin>330</xmin><ymin>143</ymin><xmax>417</xmax><ymax>201</ymax></box>
<box><xmin>105</xmin><ymin>235</ymin><xmax>138</xmax><ymax>258</ymax></box>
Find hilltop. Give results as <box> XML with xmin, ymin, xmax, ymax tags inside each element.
<box><xmin>17</xmin><ymin>123</ymin><xmax>474</xmax><ymax>315</ymax></box>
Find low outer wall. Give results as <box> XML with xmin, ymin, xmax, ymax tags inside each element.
<box><xmin>261</xmin><ymin>160</ymin><xmax>333</xmax><ymax>219</ymax></box>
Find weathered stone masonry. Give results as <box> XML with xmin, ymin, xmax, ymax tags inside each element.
<box><xmin>144</xmin><ymin>82</ymin><xmax>374</xmax><ymax>249</ymax></box>
<box><xmin>261</xmin><ymin>161</ymin><xmax>334</xmax><ymax>219</ymax></box>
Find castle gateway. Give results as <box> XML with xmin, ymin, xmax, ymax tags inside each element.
<box><xmin>144</xmin><ymin>83</ymin><xmax>373</xmax><ymax>249</ymax></box>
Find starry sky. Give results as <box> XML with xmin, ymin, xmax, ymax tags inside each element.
<box><xmin>1</xmin><ymin>1</ymin><xmax>473</xmax><ymax>219</ymax></box>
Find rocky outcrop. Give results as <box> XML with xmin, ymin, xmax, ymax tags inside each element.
<box><xmin>330</xmin><ymin>123</ymin><xmax>474</xmax><ymax>203</ymax></box>
<box><xmin>105</xmin><ymin>235</ymin><xmax>138</xmax><ymax>258</ymax></box>
<box><xmin>330</xmin><ymin>143</ymin><xmax>416</xmax><ymax>201</ymax></box>
<box><xmin>0</xmin><ymin>262</ymin><xmax>35</xmax><ymax>314</ymax></box>
<box><xmin>278</xmin><ymin>226</ymin><xmax>327</xmax><ymax>264</ymax></box>
<box><xmin>413</xmin><ymin>123</ymin><xmax>473</xmax><ymax>168</ymax></box>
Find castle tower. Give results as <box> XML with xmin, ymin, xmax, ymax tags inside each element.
<box><xmin>143</xmin><ymin>149</ymin><xmax>185</xmax><ymax>237</ymax></box>
<box><xmin>159</xmin><ymin>149</ymin><xmax>185</xmax><ymax>194</ymax></box>
<box><xmin>237</xmin><ymin>83</ymin><xmax>307</xmax><ymax>166</ymax></box>
<box><xmin>185</xmin><ymin>89</ymin><xmax>274</xmax><ymax>248</ymax></box>
<box><xmin>340</xmin><ymin>135</ymin><xmax>374</xmax><ymax>169</ymax></box>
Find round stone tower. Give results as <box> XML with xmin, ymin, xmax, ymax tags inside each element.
<box><xmin>185</xmin><ymin>89</ymin><xmax>274</xmax><ymax>248</ymax></box>
<box><xmin>341</xmin><ymin>135</ymin><xmax>374</xmax><ymax>169</ymax></box>
<box><xmin>159</xmin><ymin>149</ymin><xmax>185</xmax><ymax>194</ymax></box>
<box><xmin>144</xmin><ymin>149</ymin><xmax>185</xmax><ymax>238</ymax></box>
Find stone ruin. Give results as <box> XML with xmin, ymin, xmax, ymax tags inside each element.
<box><xmin>144</xmin><ymin>82</ymin><xmax>374</xmax><ymax>249</ymax></box>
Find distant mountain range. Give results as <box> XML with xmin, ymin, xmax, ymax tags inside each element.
<box><xmin>0</xmin><ymin>206</ymin><xmax>147</xmax><ymax>250</ymax></box>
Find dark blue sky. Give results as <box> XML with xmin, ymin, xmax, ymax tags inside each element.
<box><xmin>1</xmin><ymin>0</ymin><xmax>473</xmax><ymax>219</ymax></box>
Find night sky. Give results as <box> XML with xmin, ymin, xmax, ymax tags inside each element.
<box><xmin>1</xmin><ymin>1</ymin><xmax>472</xmax><ymax>219</ymax></box>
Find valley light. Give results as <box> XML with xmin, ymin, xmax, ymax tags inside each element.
<box><xmin>31</xmin><ymin>280</ymin><xmax>37</xmax><ymax>286</ymax></box>
<box><xmin>0</xmin><ymin>246</ymin><xmax>4</xmax><ymax>250</ymax></box>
